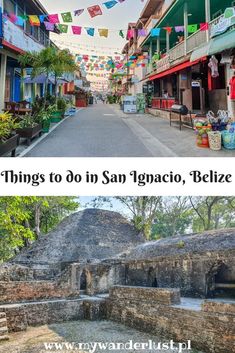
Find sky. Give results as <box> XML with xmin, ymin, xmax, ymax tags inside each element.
<box><xmin>40</xmin><ymin>0</ymin><xmax>146</xmax><ymax>56</ymax></box>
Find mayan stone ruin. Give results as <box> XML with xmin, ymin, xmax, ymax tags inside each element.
<box><xmin>0</xmin><ymin>209</ymin><xmax>234</xmax><ymax>353</ymax></box>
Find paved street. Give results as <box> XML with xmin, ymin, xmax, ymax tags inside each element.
<box><xmin>23</xmin><ymin>103</ymin><xmax>235</xmax><ymax>157</ymax></box>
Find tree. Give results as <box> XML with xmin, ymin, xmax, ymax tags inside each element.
<box><xmin>189</xmin><ymin>196</ymin><xmax>235</xmax><ymax>232</ymax></box>
<box><xmin>18</xmin><ymin>47</ymin><xmax>77</xmax><ymax>101</ymax></box>
<box><xmin>0</xmin><ymin>197</ymin><xmax>79</xmax><ymax>262</ymax></box>
<box><xmin>90</xmin><ymin>197</ymin><xmax>162</xmax><ymax>240</ymax></box>
<box><xmin>152</xmin><ymin>197</ymin><xmax>192</xmax><ymax>239</ymax></box>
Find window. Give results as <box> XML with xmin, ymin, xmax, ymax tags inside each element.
<box><xmin>3</xmin><ymin>0</ymin><xmax>15</xmax><ymax>16</ymax></box>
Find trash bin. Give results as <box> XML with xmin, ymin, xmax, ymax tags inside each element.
<box><xmin>89</xmin><ymin>96</ymin><xmax>94</xmax><ymax>105</ymax></box>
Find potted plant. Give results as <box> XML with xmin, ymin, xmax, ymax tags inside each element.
<box><xmin>50</xmin><ymin>98</ymin><xmax>68</xmax><ymax>122</ymax></box>
<box><xmin>35</xmin><ymin>107</ymin><xmax>53</xmax><ymax>133</ymax></box>
<box><xmin>49</xmin><ymin>104</ymin><xmax>62</xmax><ymax>123</ymax></box>
<box><xmin>16</xmin><ymin>114</ymin><xmax>42</xmax><ymax>146</ymax></box>
<box><xmin>0</xmin><ymin>112</ymin><xmax>20</xmax><ymax>157</ymax></box>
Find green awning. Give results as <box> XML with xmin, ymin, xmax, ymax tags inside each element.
<box><xmin>190</xmin><ymin>41</ymin><xmax>211</xmax><ymax>62</ymax></box>
<box><xmin>209</xmin><ymin>29</ymin><xmax>235</xmax><ymax>55</ymax></box>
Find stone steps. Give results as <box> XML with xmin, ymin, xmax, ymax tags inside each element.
<box><xmin>0</xmin><ymin>312</ymin><xmax>9</xmax><ymax>341</ymax></box>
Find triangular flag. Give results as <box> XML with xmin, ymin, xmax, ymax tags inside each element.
<box><xmin>103</xmin><ymin>1</ymin><xmax>118</xmax><ymax>9</ymax></box>
<box><xmin>61</xmin><ymin>12</ymin><xmax>73</xmax><ymax>23</ymax></box>
<box><xmin>85</xmin><ymin>27</ymin><xmax>95</xmax><ymax>36</ymax></box>
<box><xmin>74</xmin><ymin>9</ymin><xmax>84</xmax><ymax>17</ymax></box>
<box><xmin>58</xmin><ymin>24</ymin><xmax>68</xmax><ymax>33</ymax></box>
<box><xmin>28</xmin><ymin>15</ymin><xmax>40</xmax><ymax>26</ymax></box>
<box><xmin>87</xmin><ymin>5</ymin><xmax>102</xmax><ymax>18</ymax></box>
<box><xmin>98</xmin><ymin>28</ymin><xmax>109</xmax><ymax>38</ymax></box>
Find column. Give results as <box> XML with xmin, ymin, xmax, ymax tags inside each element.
<box><xmin>149</xmin><ymin>39</ymin><xmax>153</xmax><ymax>71</ymax></box>
<box><xmin>166</xmin><ymin>31</ymin><xmax>170</xmax><ymax>53</ymax></box>
<box><xmin>183</xmin><ymin>1</ymin><xmax>188</xmax><ymax>55</ymax></box>
<box><xmin>0</xmin><ymin>53</ymin><xmax>7</xmax><ymax>111</ymax></box>
<box><xmin>20</xmin><ymin>68</ymin><xmax>26</xmax><ymax>101</ymax></box>
<box><xmin>205</xmin><ymin>0</ymin><xmax>211</xmax><ymax>42</ymax></box>
<box><xmin>157</xmin><ymin>37</ymin><xmax>160</xmax><ymax>54</ymax></box>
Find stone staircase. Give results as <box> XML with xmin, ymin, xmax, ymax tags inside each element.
<box><xmin>0</xmin><ymin>312</ymin><xmax>9</xmax><ymax>341</ymax></box>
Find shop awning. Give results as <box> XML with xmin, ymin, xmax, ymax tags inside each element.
<box><xmin>148</xmin><ymin>58</ymin><xmax>206</xmax><ymax>81</ymax></box>
<box><xmin>209</xmin><ymin>29</ymin><xmax>235</xmax><ymax>55</ymax></box>
<box><xmin>190</xmin><ymin>42</ymin><xmax>211</xmax><ymax>62</ymax></box>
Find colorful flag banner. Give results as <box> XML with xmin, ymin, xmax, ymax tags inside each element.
<box><xmin>44</xmin><ymin>21</ymin><xmax>55</xmax><ymax>31</ymax></box>
<box><xmin>127</xmin><ymin>29</ymin><xmax>135</xmax><ymax>39</ymax></box>
<box><xmin>48</xmin><ymin>14</ymin><xmax>60</xmax><ymax>24</ymax></box>
<box><xmin>85</xmin><ymin>27</ymin><xmax>95</xmax><ymax>36</ymax></box>
<box><xmin>119</xmin><ymin>30</ymin><xmax>124</xmax><ymax>38</ymax></box>
<box><xmin>175</xmin><ymin>26</ymin><xmax>184</xmax><ymax>32</ymax></box>
<box><xmin>87</xmin><ymin>5</ymin><xmax>102</xmax><ymax>18</ymax></box>
<box><xmin>58</xmin><ymin>24</ymin><xmax>68</xmax><ymax>33</ymax></box>
<box><xmin>200</xmin><ymin>22</ymin><xmax>209</xmax><ymax>31</ymax></box>
<box><xmin>61</xmin><ymin>12</ymin><xmax>73</xmax><ymax>22</ymax></box>
<box><xmin>72</xmin><ymin>26</ymin><xmax>82</xmax><ymax>35</ymax></box>
<box><xmin>138</xmin><ymin>29</ymin><xmax>147</xmax><ymax>36</ymax></box>
<box><xmin>103</xmin><ymin>1</ymin><xmax>118</xmax><ymax>9</ymax></box>
<box><xmin>187</xmin><ymin>24</ymin><xmax>198</xmax><ymax>33</ymax></box>
<box><xmin>151</xmin><ymin>28</ymin><xmax>161</xmax><ymax>37</ymax></box>
<box><xmin>39</xmin><ymin>15</ymin><xmax>46</xmax><ymax>23</ymax></box>
<box><xmin>29</xmin><ymin>15</ymin><xmax>40</xmax><ymax>26</ymax></box>
<box><xmin>15</xmin><ymin>16</ymin><xmax>25</xmax><ymax>26</ymax></box>
<box><xmin>164</xmin><ymin>26</ymin><xmax>172</xmax><ymax>34</ymax></box>
<box><xmin>98</xmin><ymin>28</ymin><xmax>109</xmax><ymax>37</ymax></box>
<box><xmin>74</xmin><ymin>9</ymin><xmax>84</xmax><ymax>17</ymax></box>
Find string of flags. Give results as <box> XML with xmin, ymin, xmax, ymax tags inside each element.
<box><xmin>4</xmin><ymin>9</ymin><xmax>209</xmax><ymax>39</ymax></box>
<box><xmin>3</xmin><ymin>0</ymin><xmax>146</xmax><ymax>28</ymax></box>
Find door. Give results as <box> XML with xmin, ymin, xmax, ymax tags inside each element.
<box><xmin>13</xmin><ymin>74</ymin><xmax>21</xmax><ymax>102</ymax></box>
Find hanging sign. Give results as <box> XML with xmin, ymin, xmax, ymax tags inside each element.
<box><xmin>211</xmin><ymin>7</ymin><xmax>235</xmax><ymax>37</ymax></box>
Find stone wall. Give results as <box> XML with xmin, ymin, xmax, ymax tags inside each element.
<box><xmin>1</xmin><ymin>298</ymin><xmax>107</xmax><ymax>332</ymax></box>
<box><xmin>123</xmin><ymin>250</ymin><xmax>235</xmax><ymax>298</ymax></box>
<box><xmin>110</xmin><ymin>285</ymin><xmax>181</xmax><ymax>305</ymax></box>
<box><xmin>107</xmin><ymin>286</ymin><xmax>235</xmax><ymax>353</ymax></box>
<box><xmin>0</xmin><ymin>264</ymin><xmax>79</xmax><ymax>304</ymax></box>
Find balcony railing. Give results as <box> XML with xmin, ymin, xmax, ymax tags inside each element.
<box><xmin>148</xmin><ymin>13</ymin><xmax>224</xmax><ymax>76</ymax></box>
<box><xmin>3</xmin><ymin>17</ymin><xmax>50</xmax><ymax>52</ymax></box>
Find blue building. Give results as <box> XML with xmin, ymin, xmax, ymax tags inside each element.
<box><xmin>0</xmin><ymin>0</ymin><xmax>52</xmax><ymax>110</ymax></box>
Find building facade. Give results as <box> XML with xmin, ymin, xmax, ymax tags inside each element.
<box><xmin>120</xmin><ymin>0</ymin><xmax>235</xmax><ymax>117</ymax></box>
<box><xmin>0</xmin><ymin>0</ymin><xmax>52</xmax><ymax>111</ymax></box>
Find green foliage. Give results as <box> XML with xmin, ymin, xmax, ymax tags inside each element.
<box><xmin>176</xmin><ymin>240</ymin><xmax>185</xmax><ymax>249</ymax></box>
<box><xmin>57</xmin><ymin>98</ymin><xmax>68</xmax><ymax>113</ymax></box>
<box><xmin>18</xmin><ymin>114</ymin><xmax>37</xmax><ymax>128</ymax></box>
<box><xmin>0</xmin><ymin>112</ymin><xmax>19</xmax><ymax>142</ymax></box>
<box><xmin>0</xmin><ymin>197</ymin><xmax>79</xmax><ymax>262</ymax></box>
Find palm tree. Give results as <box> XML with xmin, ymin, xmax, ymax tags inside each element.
<box><xmin>52</xmin><ymin>49</ymin><xmax>77</xmax><ymax>99</ymax></box>
<box><xmin>18</xmin><ymin>47</ymin><xmax>77</xmax><ymax>102</ymax></box>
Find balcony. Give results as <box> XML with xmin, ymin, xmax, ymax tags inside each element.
<box><xmin>3</xmin><ymin>17</ymin><xmax>49</xmax><ymax>53</ymax></box>
<box><xmin>148</xmin><ymin>13</ymin><xmax>223</xmax><ymax>77</ymax></box>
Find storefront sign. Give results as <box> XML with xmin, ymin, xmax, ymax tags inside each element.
<box><xmin>211</xmin><ymin>7</ymin><xmax>235</xmax><ymax>38</ymax></box>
